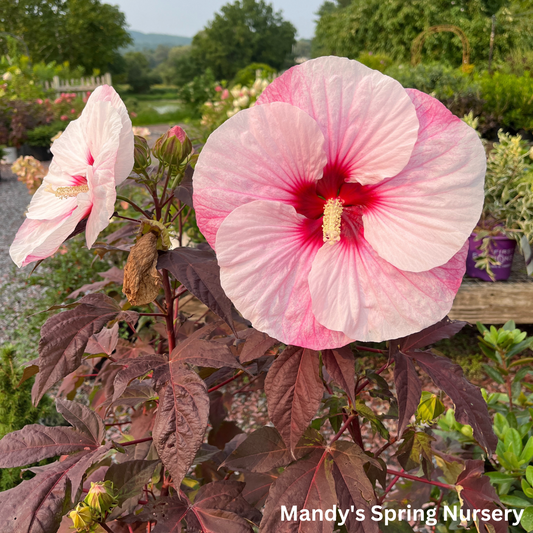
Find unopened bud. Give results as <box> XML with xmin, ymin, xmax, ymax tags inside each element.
<box><xmin>84</xmin><ymin>481</ymin><xmax>117</xmax><ymax>515</ymax></box>
<box><xmin>133</xmin><ymin>135</ymin><xmax>151</xmax><ymax>173</ymax></box>
<box><xmin>69</xmin><ymin>502</ymin><xmax>95</xmax><ymax>531</ymax></box>
<box><xmin>153</xmin><ymin>126</ymin><xmax>192</xmax><ymax>167</ymax></box>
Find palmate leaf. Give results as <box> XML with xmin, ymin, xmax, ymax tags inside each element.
<box><xmin>135</xmin><ymin>480</ymin><xmax>258</xmax><ymax>533</ymax></box>
<box><xmin>152</xmin><ymin>363</ymin><xmax>209</xmax><ymax>488</ymax></box>
<box><xmin>221</xmin><ymin>427</ymin><xmax>325</xmax><ymax>473</ymax></box>
<box><xmin>265</xmin><ymin>346</ymin><xmax>324</xmax><ymax>453</ymax></box>
<box><xmin>0</xmin><ymin>453</ymin><xmax>82</xmax><ymax>533</ymax></box>
<box><xmin>157</xmin><ymin>247</ymin><xmax>236</xmax><ymax>332</ymax></box>
<box><xmin>0</xmin><ymin>425</ymin><xmax>98</xmax><ymax>468</ymax></box>
<box><xmin>260</xmin><ymin>441</ymin><xmax>377</xmax><ymax>533</ymax></box>
<box><xmin>32</xmin><ymin>294</ymin><xmax>131</xmax><ymax>405</ymax></box>
<box><xmin>455</xmin><ymin>460</ymin><xmax>506</xmax><ymax>533</ymax></box>
<box><xmin>392</xmin><ymin>318</ymin><xmax>497</xmax><ymax>453</ymax></box>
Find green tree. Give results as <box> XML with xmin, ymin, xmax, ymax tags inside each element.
<box><xmin>0</xmin><ymin>0</ymin><xmax>131</xmax><ymax>73</ymax></box>
<box><xmin>313</xmin><ymin>0</ymin><xmax>533</xmax><ymax>66</ymax></box>
<box><xmin>118</xmin><ymin>51</ymin><xmax>161</xmax><ymax>93</ymax></box>
<box><xmin>0</xmin><ymin>345</ymin><xmax>55</xmax><ymax>490</ymax></box>
<box><xmin>158</xmin><ymin>45</ymin><xmax>204</xmax><ymax>87</ymax></box>
<box><xmin>191</xmin><ymin>0</ymin><xmax>296</xmax><ymax>80</ymax></box>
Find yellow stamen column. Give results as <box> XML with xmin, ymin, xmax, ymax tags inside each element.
<box><xmin>322</xmin><ymin>198</ymin><xmax>343</xmax><ymax>245</ymax></box>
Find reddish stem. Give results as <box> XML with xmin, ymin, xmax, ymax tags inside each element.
<box><xmin>208</xmin><ymin>370</ymin><xmax>245</xmax><ymax>393</ymax></box>
<box><xmin>349</xmin><ymin>415</ymin><xmax>364</xmax><ymax>449</ymax></box>
<box><xmin>375</xmin><ymin>437</ymin><xmax>397</xmax><ymax>457</ymax></box>
<box><xmin>105</xmin><ymin>421</ymin><xmax>131</xmax><ymax>427</ymax></box>
<box><xmin>386</xmin><ymin>469</ymin><xmax>453</xmax><ymax>491</ymax></box>
<box><xmin>161</xmin><ymin>269</ymin><xmax>176</xmax><ymax>352</ymax></box>
<box><xmin>354</xmin><ymin>345</ymin><xmax>387</xmax><ymax>354</ymax></box>
<box><xmin>330</xmin><ymin>414</ymin><xmax>356</xmax><ymax>445</ymax></box>
<box><xmin>379</xmin><ymin>472</ymin><xmax>401</xmax><ymax>504</ymax></box>
<box><xmin>355</xmin><ymin>360</ymin><xmax>392</xmax><ymax>395</ymax></box>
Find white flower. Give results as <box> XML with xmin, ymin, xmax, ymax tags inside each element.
<box><xmin>2</xmin><ymin>72</ymin><xmax>12</xmax><ymax>81</ymax></box>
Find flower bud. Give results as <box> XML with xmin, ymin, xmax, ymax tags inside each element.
<box><xmin>153</xmin><ymin>126</ymin><xmax>192</xmax><ymax>168</ymax></box>
<box><xmin>69</xmin><ymin>502</ymin><xmax>95</xmax><ymax>531</ymax></box>
<box><xmin>133</xmin><ymin>134</ymin><xmax>151</xmax><ymax>173</ymax></box>
<box><xmin>84</xmin><ymin>481</ymin><xmax>117</xmax><ymax>515</ymax></box>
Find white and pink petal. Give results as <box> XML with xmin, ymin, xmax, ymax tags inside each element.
<box><xmin>193</xmin><ymin>102</ymin><xmax>328</xmax><ymax>248</ymax></box>
<box><xmin>308</xmin><ymin>219</ymin><xmax>467</xmax><ymax>342</ymax></box>
<box><xmin>257</xmin><ymin>56</ymin><xmax>420</xmax><ymax>186</ymax></box>
<box><xmin>9</xmin><ymin>200</ymin><xmax>90</xmax><ymax>268</ymax></box>
<box><xmin>216</xmin><ymin>200</ymin><xmax>352</xmax><ymax>349</ymax></box>
<box><xmin>363</xmin><ymin>89</ymin><xmax>486</xmax><ymax>273</ymax></box>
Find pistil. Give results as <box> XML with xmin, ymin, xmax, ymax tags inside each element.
<box><xmin>322</xmin><ymin>198</ymin><xmax>343</xmax><ymax>245</ymax></box>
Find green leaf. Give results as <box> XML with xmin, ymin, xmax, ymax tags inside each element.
<box><xmin>482</xmin><ymin>364</ymin><xmax>505</xmax><ymax>385</ymax></box>
<box><xmin>526</xmin><ymin>465</ymin><xmax>533</xmax><ymax>486</ymax></box>
<box><xmin>485</xmin><ymin>472</ymin><xmax>519</xmax><ymax>483</ymax></box>
<box><xmin>416</xmin><ymin>391</ymin><xmax>445</xmax><ymax>423</ymax></box>
<box><xmin>509</xmin><ymin>356</ymin><xmax>533</xmax><ymax>368</ymax></box>
<box><xmin>493</xmin><ymin>412</ymin><xmax>509</xmax><ymax>439</ymax></box>
<box><xmin>503</xmin><ymin>320</ymin><xmax>516</xmax><ymax>331</ymax></box>
<box><xmin>522</xmin><ymin>479</ymin><xmax>533</xmax><ymax>498</ymax></box>
<box><xmin>521</xmin><ymin>506</ymin><xmax>533</xmax><ymax>531</ymax></box>
<box><xmin>105</xmin><ymin>460</ymin><xmax>160</xmax><ymax>506</ymax></box>
<box><xmin>521</xmin><ymin>437</ymin><xmax>533</xmax><ymax>463</ymax></box>
<box><xmin>500</xmin><ymin>494</ymin><xmax>532</xmax><ymax>508</ymax></box>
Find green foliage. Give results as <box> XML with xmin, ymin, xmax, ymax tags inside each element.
<box><xmin>356</xmin><ymin>52</ymin><xmax>393</xmax><ymax>73</ymax></box>
<box><xmin>479</xmin><ymin>71</ymin><xmax>533</xmax><ymax>131</ymax></box>
<box><xmin>191</xmin><ymin>0</ymin><xmax>296</xmax><ymax>80</ymax></box>
<box><xmin>232</xmin><ymin>62</ymin><xmax>276</xmax><ymax>86</ymax></box>
<box><xmin>313</xmin><ymin>0</ymin><xmax>533</xmax><ymax>66</ymax></box>
<box><xmin>25</xmin><ymin>122</ymin><xmax>63</xmax><ymax>147</ymax></box>
<box><xmin>0</xmin><ymin>344</ymin><xmax>55</xmax><ymax>490</ymax></box>
<box><xmin>119</xmin><ymin>51</ymin><xmax>162</xmax><ymax>94</ymax></box>
<box><xmin>481</xmin><ymin>131</ymin><xmax>533</xmax><ymax>242</ymax></box>
<box><xmin>178</xmin><ymin>69</ymin><xmax>218</xmax><ymax>116</ymax></box>
<box><xmin>0</xmin><ymin>0</ymin><xmax>131</xmax><ymax>73</ymax></box>
<box><xmin>157</xmin><ymin>46</ymin><xmax>205</xmax><ymax>87</ymax></box>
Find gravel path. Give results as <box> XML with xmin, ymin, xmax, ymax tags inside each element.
<box><xmin>0</xmin><ymin>164</ymin><xmax>32</xmax><ymax>277</ymax></box>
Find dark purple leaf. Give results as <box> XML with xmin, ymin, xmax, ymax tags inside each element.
<box><xmin>393</xmin><ymin>352</ymin><xmax>422</xmax><ymax>437</ymax></box>
<box><xmin>152</xmin><ymin>364</ymin><xmax>209</xmax><ymax>487</ymax></box>
<box><xmin>265</xmin><ymin>346</ymin><xmax>324</xmax><ymax>452</ymax></box>
<box><xmin>0</xmin><ymin>425</ymin><xmax>98</xmax><ymax>468</ymax></box>
<box><xmin>221</xmin><ymin>427</ymin><xmax>324</xmax><ymax>473</ymax></box>
<box><xmin>239</xmin><ymin>329</ymin><xmax>278</xmax><ymax>364</ymax></box>
<box><xmin>323</xmin><ymin>346</ymin><xmax>356</xmax><ymax>403</ymax></box>
<box><xmin>133</xmin><ymin>496</ymin><xmax>189</xmax><ymax>533</ymax></box>
<box><xmin>32</xmin><ymin>294</ymin><xmax>124</xmax><ymax>405</ymax></box>
<box><xmin>171</xmin><ymin>338</ymin><xmax>241</xmax><ymax>370</ymax></box>
<box><xmin>455</xmin><ymin>460</ymin><xmax>506</xmax><ymax>533</ymax></box>
<box><xmin>157</xmin><ymin>248</ymin><xmax>235</xmax><ymax>332</ymax></box>
<box><xmin>55</xmin><ymin>399</ymin><xmax>105</xmax><ymax>444</ymax></box>
<box><xmin>409</xmin><ymin>350</ymin><xmax>497</xmax><ymax>452</ymax></box>
<box><xmin>260</xmin><ymin>450</ymin><xmax>336</xmax><ymax>533</ymax></box>
<box><xmin>330</xmin><ymin>441</ymin><xmax>379</xmax><ymax>533</ymax></box>
<box><xmin>242</xmin><ymin>472</ymin><xmax>278</xmax><ymax>508</ymax></box>
<box><xmin>112</xmin><ymin>355</ymin><xmax>168</xmax><ymax>401</ymax></box>
<box><xmin>0</xmin><ymin>453</ymin><xmax>85</xmax><ymax>533</ymax></box>
<box><xmin>398</xmin><ymin>317</ymin><xmax>467</xmax><ymax>352</ymax></box>
<box><xmin>18</xmin><ymin>359</ymin><xmax>39</xmax><ymax>387</ymax></box>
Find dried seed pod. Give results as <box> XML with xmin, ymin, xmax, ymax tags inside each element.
<box><xmin>123</xmin><ymin>232</ymin><xmax>161</xmax><ymax>306</ymax></box>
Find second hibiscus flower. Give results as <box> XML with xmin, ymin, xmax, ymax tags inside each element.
<box><xmin>193</xmin><ymin>56</ymin><xmax>486</xmax><ymax>349</ymax></box>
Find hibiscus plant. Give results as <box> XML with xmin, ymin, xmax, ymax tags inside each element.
<box><xmin>0</xmin><ymin>57</ymin><xmax>511</xmax><ymax>533</ymax></box>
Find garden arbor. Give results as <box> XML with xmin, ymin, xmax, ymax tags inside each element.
<box><xmin>411</xmin><ymin>24</ymin><xmax>472</xmax><ymax>70</ymax></box>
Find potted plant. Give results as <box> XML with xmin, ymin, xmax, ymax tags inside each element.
<box><xmin>22</xmin><ymin>122</ymin><xmax>63</xmax><ymax>161</ymax></box>
<box><xmin>466</xmin><ymin>128</ymin><xmax>533</xmax><ymax>281</ymax></box>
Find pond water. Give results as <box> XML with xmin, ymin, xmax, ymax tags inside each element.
<box><xmin>152</xmin><ymin>103</ymin><xmax>180</xmax><ymax>114</ymax></box>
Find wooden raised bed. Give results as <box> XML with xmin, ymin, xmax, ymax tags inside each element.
<box><xmin>450</xmin><ymin>252</ymin><xmax>533</xmax><ymax>324</ymax></box>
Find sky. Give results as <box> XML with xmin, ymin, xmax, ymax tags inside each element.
<box><xmin>111</xmin><ymin>0</ymin><xmax>324</xmax><ymax>40</ymax></box>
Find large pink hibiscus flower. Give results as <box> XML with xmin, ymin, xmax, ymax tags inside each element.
<box><xmin>193</xmin><ymin>57</ymin><xmax>486</xmax><ymax>349</ymax></box>
<box><xmin>10</xmin><ymin>85</ymin><xmax>134</xmax><ymax>268</ymax></box>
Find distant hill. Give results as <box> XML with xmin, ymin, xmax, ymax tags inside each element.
<box><xmin>126</xmin><ymin>30</ymin><xmax>192</xmax><ymax>51</ymax></box>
